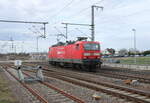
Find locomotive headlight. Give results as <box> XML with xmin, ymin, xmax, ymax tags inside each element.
<box><xmin>93</xmin><ymin>53</ymin><xmax>100</xmax><ymax>56</ymax></box>
<box><xmin>84</xmin><ymin>53</ymin><xmax>91</xmax><ymax>56</ymax></box>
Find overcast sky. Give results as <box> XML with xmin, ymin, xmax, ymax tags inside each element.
<box><xmin>0</xmin><ymin>0</ymin><xmax>150</xmax><ymax>53</ymax></box>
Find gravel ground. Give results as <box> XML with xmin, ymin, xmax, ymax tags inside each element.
<box><xmin>3</xmin><ymin>68</ymin><xmax>42</xmax><ymax>103</ymax></box>
<box><xmin>28</xmin><ymin>82</ymin><xmax>75</xmax><ymax>103</ymax></box>
<box><xmin>23</xmin><ymin>67</ymin><xmax>130</xmax><ymax>103</ymax></box>
<box><xmin>47</xmin><ymin>66</ymin><xmax>150</xmax><ymax>92</ymax></box>
<box><xmin>100</xmin><ymin>68</ymin><xmax>150</xmax><ymax>79</ymax></box>
<box><xmin>44</xmin><ymin>76</ymin><xmax>129</xmax><ymax>103</ymax></box>
<box><xmin>24</xmin><ymin>63</ymin><xmax>150</xmax><ymax>102</ymax></box>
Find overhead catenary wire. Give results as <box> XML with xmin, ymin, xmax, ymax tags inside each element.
<box><xmin>52</xmin><ymin>0</ymin><xmax>130</xmax><ymax>27</ymax></box>
<box><xmin>49</xmin><ymin>0</ymin><xmax>105</xmax><ymax>27</ymax></box>
<box><xmin>66</xmin><ymin>0</ymin><xmax>105</xmax><ymax>19</ymax></box>
<box><xmin>32</xmin><ymin>25</ymin><xmax>43</xmax><ymax>36</ymax></box>
<box><xmin>51</xmin><ymin>1</ymin><xmax>105</xmax><ymax>41</ymax></box>
<box><xmin>50</xmin><ymin>0</ymin><xmax>75</xmax><ymax>21</ymax></box>
<box><xmin>75</xmin><ymin>28</ymin><xmax>91</xmax><ymax>39</ymax></box>
<box><xmin>54</xmin><ymin>26</ymin><xmax>64</xmax><ymax>34</ymax></box>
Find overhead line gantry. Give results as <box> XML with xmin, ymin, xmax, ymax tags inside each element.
<box><xmin>0</xmin><ymin>19</ymin><xmax>48</xmax><ymax>38</ymax></box>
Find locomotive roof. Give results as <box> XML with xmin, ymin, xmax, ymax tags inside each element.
<box><xmin>75</xmin><ymin>41</ymin><xmax>99</xmax><ymax>44</ymax></box>
<box><xmin>51</xmin><ymin>41</ymin><xmax>99</xmax><ymax>48</ymax></box>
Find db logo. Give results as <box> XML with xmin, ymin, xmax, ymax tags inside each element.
<box><xmin>57</xmin><ymin>51</ymin><xmax>65</xmax><ymax>54</ymax></box>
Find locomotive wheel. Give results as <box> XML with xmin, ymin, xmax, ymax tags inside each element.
<box><xmin>99</xmin><ymin>64</ymin><xmax>101</xmax><ymax>69</ymax></box>
<box><xmin>72</xmin><ymin>64</ymin><xmax>76</xmax><ymax>69</ymax></box>
<box><xmin>88</xmin><ymin>65</ymin><xmax>97</xmax><ymax>72</ymax></box>
<box><xmin>59</xmin><ymin>62</ymin><xmax>65</xmax><ymax>68</ymax></box>
<box><xmin>49</xmin><ymin>61</ymin><xmax>52</xmax><ymax>65</ymax></box>
<box><xmin>76</xmin><ymin>64</ymin><xmax>82</xmax><ymax>71</ymax></box>
<box><xmin>74</xmin><ymin>64</ymin><xmax>78</xmax><ymax>69</ymax></box>
<box><xmin>72</xmin><ymin>64</ymin><xmax>79</xmax><ymax>70</ymax></box>
<box><xmin>53</xmin><ymin>62</ymin><xmax>57</xmax><ymax>66</ymax></box>
<box><xmin>81</xmin><ymin>65</ymin><xmax>89</xmax><ymax>71</ymax></box>
<box><xmin>81</xmin><ymin>65</ymin><xmax>96</xmax><ymax>72</ymax></box>
<box><xmin>50</xmin><ymin>62</ymin><xmax>55</xmax><ymax>66</ymax></box>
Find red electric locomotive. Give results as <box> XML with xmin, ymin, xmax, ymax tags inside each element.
<box><xmin>48</xmin><ymin>37</ymin><xmax>102</xmax><ymax>71</ymax></box>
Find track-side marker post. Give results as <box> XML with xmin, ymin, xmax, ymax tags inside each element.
<box><xmin>36</xmin><ymin>66</ymin><xmax>44</xmax><ymax>81</ymax></box>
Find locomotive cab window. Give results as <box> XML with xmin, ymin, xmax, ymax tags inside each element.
<box><xmin>76</xmin><ymin>44</ymin><xmax>80</xmax><ymax>50</ymax></box>
<box><xmin>84</xmin><ymin>43</ymin><xmax>100</xmax><ymax>50</ymax></box>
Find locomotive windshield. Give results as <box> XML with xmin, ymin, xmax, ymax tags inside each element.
<box><xmin>84</xmin><ymin>43</ymin><xmax>100</xmax><ymax>50</ymax></box>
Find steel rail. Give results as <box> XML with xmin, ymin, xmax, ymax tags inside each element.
<box><xmin>22</xmin><ymin>63</ymin><xmax>150</xmax><ymax>102</ymax></box>
<box><xmin>42</xmin><ymin>69</ymin><xmax>150</xmax><ymax>103</ymax></box>
<box><xmin>7</xmin><ymin>65</ymin><xmax>85</xmax><ymax>103</ymax></box>
<box><xmin>23</xmin><ymin>62</ymin><xmax>150</xmax><ymax>83</ymax></box>
<box><xmin>47</xmin><ymin>72</ymin><xmax>150</xmax><ymax>103</ymax></box>
<box><xmin>9</xmin><ymin>64</ymin><xmax>150</xmax><ymax>96</ymax></box>
<box><xmin>97</xmin><ymin>72</ymin><xmax>150</xmax><ymax>83</ymax></box>
<box><xmin>4</xmin><ymin>68</ymin><xmax>48</xmax><ymax>103</ymax></box>
<box><xmin>43</xmin><ymin>63</ymin><xmax>150</xmax><ymax>84</ymax></box>
<box><xmin>23</xmin><ymin>72</ymin><xmax>85</xmax><ymax>103</ymax></box>
<box><xmin>44</xmin><ymin>69</ymin><xmax>150</xmax><ymax>98</ymax></box>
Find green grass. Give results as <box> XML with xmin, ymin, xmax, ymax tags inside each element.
<box><xmin>0</xmin><ymin>74</ymin><xmax>17</xmax><ymax>103</ymax></box>
<box><xmin>104</xmin><ymin>57</ymin><xmax>150</xmax><ymax>65</ymax></box>
<box><xmin>120</xmin><ymin>57</ymin><xmax>150</xmax><ymax>65</ymax></box>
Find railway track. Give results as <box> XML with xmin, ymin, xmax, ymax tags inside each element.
<box><xmin>23</xmin><ymin>72</ymin><xmax>85</xmax><ymax>103</ymax></box>
<box><xmin>24</xmin><ymin>62</ymin><xmax>150</xmax><ymax>84</ymax></box>
<box><xmin>99</xmin><ymin>66</ymin><xmax>150</xmax><ymax>83</ymax></box>
<box><xmin>4</xmin><ymin>67</ymin><xmax>48</xmax><ymax>103</ymax></box>
<box><xmin>96</xmin><ymin>71</ymin><xmax>150</xmax><ymax>84</ymax></box>
<box><xmin>3</xmin><ymin>65</ymin><xmax>85</xmax><ymax>103</ymax></box>
<box><xmin>41</xmin><ymin>69</ymin><xmax>150</xmax><ymax>103</ymax></box>
<box><xmin>101</xmin><ymin>66</ymin><xmax>150</xmax><ymax>76</ymax></box>
<box><xmin>22</xmin><ymin>63</ymin><xmax>150</xmax><ymax>102</ymax></box>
